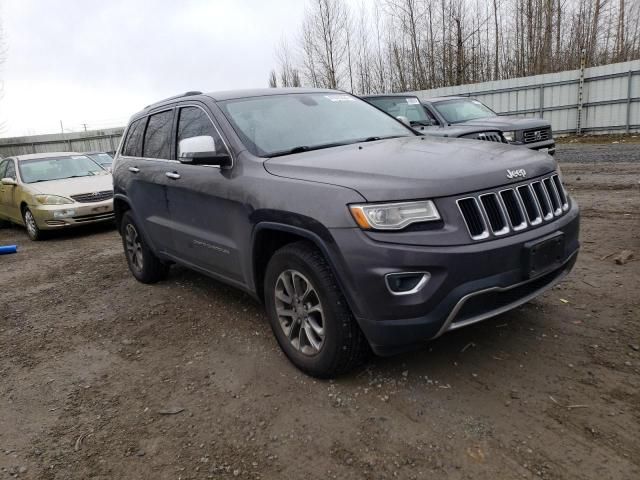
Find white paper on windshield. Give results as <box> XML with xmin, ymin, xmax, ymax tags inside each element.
<box><xmin>325</xmin><ymin>94</ymin><xmax>355</xmax><ymax>102</ymax></box>
<box><xmin>406</xmin><ymin>98</ymin><xmax>420</xmax><ymax>105</ymax></box>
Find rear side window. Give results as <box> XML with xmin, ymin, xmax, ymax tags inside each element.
<box><xmin>176</xmin><ymin>106</ymin><xmax>227</xmax><ymax>156</ymax></box>
<box><xmin>123</xmin><ymin>119</ymin><xmax>145</xmax><ymax>157</ymax></box>
<box><xmin>0</xmin><ymin>160</ymin><xmax>7</xmax><ymax>178</ymax></box>
<box><xmin>143</xmin><ymin>110</ymin><xmax>174</xmax><ymax>159</ymax></box>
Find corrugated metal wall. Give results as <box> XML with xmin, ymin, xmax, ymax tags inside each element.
<box><xmin>0</xmin><ymin>128</ymin><xmax>124</xmax><ymax>158</ymax></box>
<box><xmin>410</xmin><ymin>60</ymin><xmax>640</xmax><ymax>135</ymax></box>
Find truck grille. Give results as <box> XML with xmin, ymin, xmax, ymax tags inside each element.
<box><xmin>523</xmin><ymin>127</ymin><xmax>551</xmax><ymax>143</ymax></box>
<box><xmin>462</xmin><ymin>131</ymin><xmax>506</xmax><ymax>143</ymax></box>
<box><xmin>457</xmin><ymin>173</ymin><xmax>569</xmax><ymax>240</ymax></box>
<box><xmin>70</xmin><ymin>190</ymin><xmax>114</xmax><ymax>203</ymax></box>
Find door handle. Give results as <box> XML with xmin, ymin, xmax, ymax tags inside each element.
<box><xmin>128</xmin><ymin>166</ymin><xmax>140</xmax><ymax>173</ymax></box>
<box><xmin>165</xmin><ymin>172</ymin><xmax>181</xmax><ymax>180</ymax></box>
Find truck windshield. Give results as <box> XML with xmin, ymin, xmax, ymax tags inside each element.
<box><xmin>365</xmin><ymin>96</ymin><xmax>432</xmax><ymax>125</ymax></box>
<box><xmin>219</xmin><ymin>93</ymin><xmax>414</xmax><ymax>157</ymax></box>
<box><xmin>432</xmin><ymin>99</ymin><xmax>497</xmax><ymax>124</ymax></box>
<box><xmin>19</xmin><ymin>155</ymin><xmax>107</xmax><ymax>183</ymax></box>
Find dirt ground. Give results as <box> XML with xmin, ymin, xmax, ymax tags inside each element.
<box><xmin>1</xmin><ymin>144</ymin><xmax>639</xmax><ymax>480</ymax></box>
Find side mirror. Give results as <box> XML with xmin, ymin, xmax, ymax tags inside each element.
<box><xmin>1</xmin><ymin>177</ymin><xmax>17</xmax><ymax>186</ymax></box>
<box><xmin>396</xmin><ymin>115</ymin><xmax>410</xmax><ymax>126</ymax></box>
<box><xmin>178</xmin><ymin>136</ymin><xmax>232</xmax><ymax>167</ymax></box>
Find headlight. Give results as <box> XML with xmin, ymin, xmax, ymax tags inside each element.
<box><xmin>502</xmin><ymin>131</ymin><xmax>515</xmax><ymax>142</ymax></box>
<box><xmin>34</xmin><ymin>194</ymin><xmax>74</xmax><ymax>205</ymax></box>
<box><xmin>349</xmin><ymin>200</ymin><xmax>440</xmax><ymax>230</ymax></box>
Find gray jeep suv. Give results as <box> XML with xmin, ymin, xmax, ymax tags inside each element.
<box><xmin>113</xmin><ymin>88</ymin><xmax>579</xmax><ymax>377</ymax></box>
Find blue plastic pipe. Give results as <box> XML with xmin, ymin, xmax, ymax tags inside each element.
<box><xmin>0</xmin><ymin>245</ymin><xmax>18</xmax><ymax>255</ymax></box>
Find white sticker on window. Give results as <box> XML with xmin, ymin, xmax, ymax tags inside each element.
<box><xmin>325</xmin><ymin>94</ymin><xmax>355</xmax><ymax>102</ymax></box>
<box><xmin>406</xmin><ymin>97</ymin><xmax>420</xmax><ymax>105</ymax></box>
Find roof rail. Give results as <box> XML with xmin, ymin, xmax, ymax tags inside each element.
<box><xmin>144</xmin><ymin>91</ymin><xmax>203</xmax><ymax>109</ymax></box>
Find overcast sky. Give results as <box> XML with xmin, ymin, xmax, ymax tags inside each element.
<box><xmin>0</xmin><ymin>0</ymin><xmax>310</xmax><ymax>137</ymax></box>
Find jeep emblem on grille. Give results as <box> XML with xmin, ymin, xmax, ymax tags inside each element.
<box><xmin>506</xmin><ymin>168</ymin><xmax>527</xmax><ymax>179</ymax></box>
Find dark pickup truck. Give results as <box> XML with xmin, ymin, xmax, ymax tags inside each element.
<box><xmin>363</xmin><ymin>94</ymin><xmax>555</xmax><ymax>155</ymax></box>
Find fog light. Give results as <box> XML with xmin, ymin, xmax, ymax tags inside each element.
<box><xmin>53</xmin><ymin>209</ymin><xmax>76</xmax><ymax>219</ymax></box>
<box><xmin>385</xmin><ymin>272</ymin><xmax>430</xmax><ymax>295</ymax></box>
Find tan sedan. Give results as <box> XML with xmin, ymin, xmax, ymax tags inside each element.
<box><xmin>0</xmin><ymin>152</ymin><xmax>114</xmax><ymax>240</ymax></box>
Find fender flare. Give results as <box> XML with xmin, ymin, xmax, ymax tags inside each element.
<box><xmin>250</xmin><ymin>221</ymin><xmax>361</xmax><ymax>318</ymax></box>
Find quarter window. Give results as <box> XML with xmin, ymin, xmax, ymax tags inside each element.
<box><xmin>143</xmin><ymin>110</ymin><xmax>174</xmax><ymax>159</ymax></box>
<box><xmin>123</xmin><ymin>118</ymin><xmax>145</xmax><ymax>157</ymax></box>
<box><xmin>0</xmin><ymin>160</ymin><xmax>7</xmax><ymax>178</ymax></box>
<box><xmin>177</xmin><ymin>106</ymin><xmax>227</xmax><ymax>158</ymax></box>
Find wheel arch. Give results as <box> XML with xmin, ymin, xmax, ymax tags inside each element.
<box><xmin>251</xmin><ymin>222</ymin><xmax>360</xmax><ymax>317</ymax></box>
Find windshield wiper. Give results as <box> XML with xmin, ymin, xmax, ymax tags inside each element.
<box><xmin>410</xmin><ymin>120</ymin><xmax>432</xmax><ymax>127</ymax></box>
<box><xmin>269</xmin><ymin>142</ymin><xmax>350</xmax><ymax>158</ymax></box>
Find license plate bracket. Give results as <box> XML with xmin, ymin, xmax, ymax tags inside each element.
<box><xmin>524</xmin><ymin>232</ymin><xmax>565</xmax><ymax>278</ymax></box>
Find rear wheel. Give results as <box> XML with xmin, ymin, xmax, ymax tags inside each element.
<box><xmin>121</xmin><ymin>211</ymin><xmax>169</xmax><ymax>283</ymax></box>
<box><xmin>22</xmin><ymin>207</ymin><xmax>43</xmax><ymax>241</ymax></box>
<box><xmin>264</xmin><ymin>241</ymin><xmax>368</xmax><ymax>378</ymax></box>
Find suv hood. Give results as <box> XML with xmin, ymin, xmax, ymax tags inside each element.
<box><xmin>264</xmin><ymin>136</ymin><xmax>556</xmax><ymax>202</ymax></box>
<box><xmin>26</xmin><ymin>173</ymin><xmax>113</xmax><ymax>197</ymax></box>
<box><xmin>457</xmin><ymin>116</ymin><xmax>550</xmax><ymax>131</ymax></box>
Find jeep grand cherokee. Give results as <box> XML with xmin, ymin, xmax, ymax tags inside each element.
<box><xmin>113</xmin><ymin>88</ymin><xmax>579</xmax><ymax>377</ymax></box>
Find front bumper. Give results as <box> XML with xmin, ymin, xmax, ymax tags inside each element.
<box><xmin>510</xmin><ymin>138</ymin><xmax>556</xmax><ymax>155</ymax></box>
<box><xmin>30</xmin><ymin>199</ymin><xmax>114</xmax><ymax>230</ymax></box>
<box><xmin>328</xmin><ymin>199</ymin><xmax>579</xmax><ymax>355</ymax></box>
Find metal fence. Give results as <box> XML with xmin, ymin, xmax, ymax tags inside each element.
<box><xmin>0</xmin><ymin>127</ymin><xmax>124</xmax><ymax>158</ymax></box>
<box><xmin>410</xmin><ymin>59</ymin><xmax>640</xmax><ymax>135</ymax></box>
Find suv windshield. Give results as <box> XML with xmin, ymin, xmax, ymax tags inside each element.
<box><xmin>19</xmin><ymin>155</ymin><xmax>107</xmax><ymax>184</ymax></box>
<box><xmin>432</xmin><ymin>99</ymin><xmax>497</xmax><ymax>124</ymax></box>
<box><xmin>219</xmin><ymin>93</ymin><xmax>413</xmax><ymax>157</ymax></box>
<box><xmin>366</xmin><ymin>96</ymin><xmax>432</xmax><ymax>126</ymax></box>
<box><xmin>87</xmin><ymin>153</ymin><xmax>113</xmax><ymax>167</ymax></box>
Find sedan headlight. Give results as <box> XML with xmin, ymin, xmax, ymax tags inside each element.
<box><xmin>349</xmin><ymin>200</ymin><xmax>440</xmax><ymax>230</ymax></box>
<box><xmin>502</xmin><ymin>130</ymin><xmax>516</xmax><ymax>142</ymax></box>
<box><xmin>34</xmin><ymin>194</ymin><xmax>74</xmax><ymax>205</ymax></box>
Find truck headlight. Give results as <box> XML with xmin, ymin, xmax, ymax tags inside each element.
<box><xmin>34</xmin><ymin>194</ymin><xmax>74</xmax><ymax>205</ymax></box>
<box><xmin>349</xmin><ymin>200</ymin><xmax>440</xmax><ymax>230</ymax></box>
<box><xmin>502</xmin><ymin>131</ymin><xmax>515</xmax><ymax>142</ymax></box>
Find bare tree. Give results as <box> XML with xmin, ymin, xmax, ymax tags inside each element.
<box><xmin>268</xmin><ymin>70</ymin><xmax>278</xmax><ymax>88</ymax></box>
<box><xmin>269</xmin><ymin>0</ymin><xmax>640</xmax><ymax>94</ymax></box>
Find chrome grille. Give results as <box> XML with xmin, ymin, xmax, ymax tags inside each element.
<box><xmin>70</xmin><ymin>190</ymin><xmax>114</xmax><ymax>203</ymax></box>
<box><xmin>458</xmin><ymin>174</ymin><xmax>569</xmax><ymax>240</ymax></box>
<box><xmin>523</xmin><ymin>127</ymin><xmax>551</xmax><ymax>143</ymax></box>
<box><xmin>462</xmin><ymin>131</ymin><xmax>506</xmax><ymax>143</ymax></box>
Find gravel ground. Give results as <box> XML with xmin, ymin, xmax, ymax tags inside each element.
<box><xmin>556</xmin><ymin>142</ymin><xmax>640</xmax><ymax>163</ymax></box>
<box><xmin>1</xmin><ymin>144</ymin><xmax>639</xmax><ymax>480</ymax></box>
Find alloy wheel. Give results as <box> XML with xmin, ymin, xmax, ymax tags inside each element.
<box><xmin>24</xmin><ymin>210</ymin><xmax>37</xmax><ymax>237</ymax></box>
<box><xmin>124</xmin><ymin>223</ymin><xmax>144</xmax><ymax>273</ymax></box>
<box><xmin>274</xmin><ymin>269</ymin><xmax>325</xmax><ymax>356</ymax></box>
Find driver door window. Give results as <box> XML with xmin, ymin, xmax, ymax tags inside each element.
<box><xmin>5</xmin><ymin>161</ymin><xmax>16</xmax><ymax>180</ymax></box>
<box><xmin>176</xmin><ymin>106</ymin><xmax>227</xmax><ymax>159</ymax></box>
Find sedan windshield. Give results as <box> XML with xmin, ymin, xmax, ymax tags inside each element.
<box><xmin>19</xmin><ymin>155</ymin><xmax>107</xmax><ymax>184</ymax></box>
<box><xmin>366</xmin><ymin>96</ymin><xmax>432</xmax><ymax>126</ymax></box>
<box><xmin>431</xmin><ymin>99</ymin><xmax>497</xmax><ymax>124</ymax></box>
<box><xmin>219</xmin><ymin>93</ymin><xmax>414</xmax><ymax>157</ymax></box>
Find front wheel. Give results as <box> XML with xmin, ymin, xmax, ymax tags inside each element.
<box><xmin>120</xmin><ymin>211</ymin><xmax>169</xmax><ymax>283</ymax></box>
<box><xmin>22</xmin><ymin>207</ymin><xmax>44</xmax><ymax>241</ymax></box>
<box><xmin>264</xmin><ymin>241</ymin><xmax>368</xmax><ymax>378</ymax></box>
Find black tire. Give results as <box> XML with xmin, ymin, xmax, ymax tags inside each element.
<box><xmin>120</xmin><ymin>211</ymin><xmax>169</xmax><ymax>284</ymax></box>
<box><xmin>22</xmin><ymin>207</ymin><xmax>44</xmax><ymax>241</ymax></box>
<box><xmin>264</xmin><ymin>241</ymin><xmax>369</xmax><ymax>378</ymax></box>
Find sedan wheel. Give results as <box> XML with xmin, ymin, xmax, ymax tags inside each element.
<box><xmin>22</xmin><ymin>208</ymin><xmax>42</xmax><ymax>241</ymax></box>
